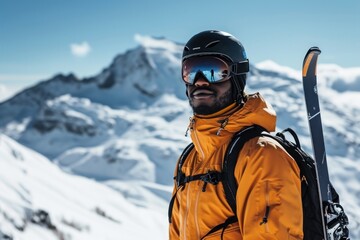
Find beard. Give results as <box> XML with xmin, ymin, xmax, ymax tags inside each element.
<box><xmin>188</xmin><ymin>88</ymin><xmax>234</xmax><ymax>115</ymax></box>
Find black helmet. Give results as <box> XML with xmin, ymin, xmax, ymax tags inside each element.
<box><xmin>182</xmin><ymin>30</ymin><xmax>249</xmax><ymax>102</ymax></box>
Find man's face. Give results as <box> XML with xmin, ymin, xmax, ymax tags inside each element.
<box><xmin>186</xmin><ymin>76</ymin><xmax>233</xmax><ymax>115</ymax></box>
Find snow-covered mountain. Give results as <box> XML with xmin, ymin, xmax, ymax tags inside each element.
<box><xmin>0</xmin><ymin>35</ymin><xmax>359</xmax><ymax>239</ymax></box>
<box><xmin>0</xmin><ymin>35</ymin><xmax>185</xmax><ymax>137</ymax></box>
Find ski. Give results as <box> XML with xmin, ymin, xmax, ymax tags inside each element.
<box><xmin>302</xmin><ymin>47</ymin><xmax>349</xmax><ymax>240</ymax></box>
<box><xmin>302</xmin><ymin>47</ymin><xmax>329</xmax><ymax>239</ymax></box>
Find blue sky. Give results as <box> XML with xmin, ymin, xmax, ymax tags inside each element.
<box><xmin>1</xmin><ymin>0</ymin><xmax>359</xmax><ymax>92</ymax></box>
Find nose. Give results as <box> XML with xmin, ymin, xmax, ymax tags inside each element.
<box><xmin>194</xmin><ymin>77</ymin><xmax>210</xmax><ymax>87</ymax></box>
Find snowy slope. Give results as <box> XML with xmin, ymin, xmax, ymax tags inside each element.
<box><xmin>0</xmin><ymin>133</ymin><xmax>168</xmax><ymax>239</ymax></box>
<box><xmin>0</xmin><ymin>35</ymin><xmax>359</xmax><ymax>239</ymax></box>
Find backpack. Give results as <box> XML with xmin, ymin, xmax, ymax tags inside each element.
<box><xmin>168</xmin><ymin>125</ymin><xmax>349</xmax><ymax>240</ymax></box>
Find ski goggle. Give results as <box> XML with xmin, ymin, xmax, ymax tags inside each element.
<box><xmin>182</xmin><ymin>56</ymin><xmax>249</xmax><ymax>85</ymax></box>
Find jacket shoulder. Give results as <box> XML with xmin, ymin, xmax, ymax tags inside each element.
<box><xmin>236</xmin><ymin>135</ymin><xmax>300</xmax><ymax>178</ymax></box>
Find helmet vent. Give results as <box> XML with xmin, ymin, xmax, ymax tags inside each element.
<box><xmin>184</xmin><ymin>46</ymin><xmax>190</xmax><ymax>52</ymax></box>
<box><xmin>205</xmin><ymin>40</ymin><xmax>220</xmax><ymax>48</ymax></box>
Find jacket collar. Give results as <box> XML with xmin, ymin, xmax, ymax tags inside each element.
<box><xmin>188</xmin><ymin>93</ymin><xmax>276</xmax><ymax>160</ymax></box>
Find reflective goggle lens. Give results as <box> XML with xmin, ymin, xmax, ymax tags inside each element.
<box><xmin>182</xmin><ymin>56</ymin><xmax>231</xmax><ymax>84</ymax></box>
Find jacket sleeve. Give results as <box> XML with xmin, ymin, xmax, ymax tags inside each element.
<box><xmin>234</xmin><ymin>137</ymin><xmax>304</xmax><ymax>240</ymax></box>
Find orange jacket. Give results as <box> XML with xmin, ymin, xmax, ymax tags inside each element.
<box><xmin>169</xmin><ymin>93</ymin><xmax>303</xmax><ymax>240</ymax></box>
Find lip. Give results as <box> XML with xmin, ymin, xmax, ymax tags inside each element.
<box><xmin>192</xmin><ymin>89</ymin><xmax>214</xmax><ymax>96</ymax></box>
<box><xmin>191</xmin><ymin>89</ymin><xmax>215</xmax><ymax>100</ymax></box>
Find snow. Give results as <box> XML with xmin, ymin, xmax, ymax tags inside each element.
<box><xmin>134</xmin><ymin>34</ymin><xmax>183</xmax><ymax>53</ymax></box>
<box><xmin>318</xmin><ymin>64</ymin><xmax>360</xmax><ymax>92</ymax></box>
<box><xmin>0</xmin><ymin>134</ymin><xmax>168</xmax><ymax>240</ymax></box>
<box><xmin>0</xmin><ymin>36</ymin><xmax>359</xmax><ymax>239</ymax></box>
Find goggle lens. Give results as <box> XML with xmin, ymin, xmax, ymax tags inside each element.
<box><xmin>182</xmin><ymin>56</ymin><xmax>231</xmax><ymax>84</ymax></box>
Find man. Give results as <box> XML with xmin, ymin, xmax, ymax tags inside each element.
<box><xmin>169</xmin><ymin>30</ymin><xmax>303</xmax><ymax>239</ymax></box>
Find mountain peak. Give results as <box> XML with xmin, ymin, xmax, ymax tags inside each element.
<box><xmin>134</xmin><ymin>34</ymin><xmax>183</xmax><ymax>52</ymax></box>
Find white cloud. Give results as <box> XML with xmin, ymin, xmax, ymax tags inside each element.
<box><xmin>70</xmin><ymin>41</ymin><xmax>91</xmax><ymax>57</ymax></box>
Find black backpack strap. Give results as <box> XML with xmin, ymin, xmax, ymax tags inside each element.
<box><xmin>222</xmin><ymin>125</ymin><xmax>266</xmax><ymax>214</ymax></box>
<box><xmin>170</xmin><ymin>125</ymin><xmax>266</xmax><ymax>236</ymax></box>
<box><xmin>168</xmin><ymin>143</ymin><xmax>194</xmax><ymax>223</ymax></box>
<box><xmin>168</xmin><ymin>143</ymin><xmax>223</xmax><ymax>223</ymax></box>
<box><xmin>168</xmin><ymin>187</ymin><xmax>180</xmax><ymax>223</ymax></box>
<box><xmin>175</xmin><ymin>143</ymin><xmax>194</xmax><ymax>188</ymax></box>
<box><xmin>200</xmin><ymin>216</ymin><xmax>238</xmax><ymax>240</ymax></box>
<box><xmin>276</xmin><ymin>128</ymin><xmax>301</xmax><ymax>148</ymax></box>
<box><xmin>200</xmin><ymin>125</ymin><xmax>265</xmax><ymax>239</ymax></box>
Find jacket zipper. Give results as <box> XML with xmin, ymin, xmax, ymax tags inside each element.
<box><xmin>260</xmin><ymin>181</ymin><xmax>270</xmax><ymax>232</ymax></box>
<box><xmin>183</xmin><ymin>117</ymin><xmax>207</xmax><ymax>239</ymax></box>
<box><xmin>182</xmin><ymin>185</ymin><xmax>191</xmax><ymax>240</ymax></box>
<box><xmin>194</xmin><ymin>183</ymin><xmax>202</xmax><ymax>239</ymax></box>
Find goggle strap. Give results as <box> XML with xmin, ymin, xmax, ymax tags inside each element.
<box><xmin>232</xmin><ymin>60</ymin><xmax>249</xmax><ymax>75</ymax></box>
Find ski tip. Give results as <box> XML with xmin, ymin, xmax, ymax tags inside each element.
<box><xmin>307</xmin><ymin>46</ymin><xmax>321</xmax><ymax>55</ymax></box>
<box><xmin>302</xmin><ymin>47</ymin><xmax>321</xmax><ymax>77</ymax></box>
